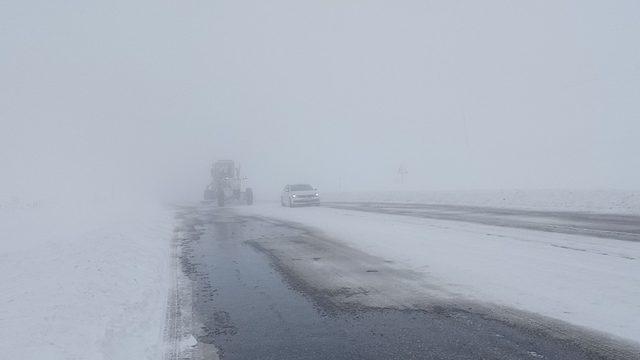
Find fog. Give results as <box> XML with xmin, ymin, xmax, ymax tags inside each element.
<box><xmin>2</xmin><ymin>1</ymin><xmax>639</xmax><ymax>203</ymax></box>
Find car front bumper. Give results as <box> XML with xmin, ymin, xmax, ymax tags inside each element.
<box><xmin>291</xmin><ymin>197</ymin><xmax>320</xmax><ymax>205</ymax></box>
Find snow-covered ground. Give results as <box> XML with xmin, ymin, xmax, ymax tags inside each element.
<box><xmin>238</xmin><ymin>203</ymin><xmax>640</xmax><ymax>344</ymax></box>
<box><xmin>0</xmin><ymin>200</ymin><xmax>173</xmax><ymax>360</ymax></box>
<box><xmin>323</xmin><ymin>189</ymin><xmax>640</xmax><ymax>215</ymax></box>
<box><xmin>3</xmin><ymin>189</ymin><xmax>638</xmax><ymax>358</ymax></box>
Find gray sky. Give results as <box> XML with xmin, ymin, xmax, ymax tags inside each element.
<box><xmin>2</xmin><ymin>1</ymin><xmax>639</xmax><ymax>202</ymax></box>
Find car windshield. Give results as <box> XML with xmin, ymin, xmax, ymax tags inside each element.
<box><xmin>290</xmin><ymin>184</ymin><xmax>313</xmax><ymax>191</ymax></box>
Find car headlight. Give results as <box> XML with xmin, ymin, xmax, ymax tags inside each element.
<box><xmin>314</xmin><ymin>193</ymin><xmax>319</xmax><ymax>197</ymax></box>
<box><xmin>291</xmin><ymin>194</ymin><xmax>296</xmax><ymax>198</ymax></box>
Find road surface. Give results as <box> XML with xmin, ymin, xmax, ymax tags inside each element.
<box><xmin>167</xmin><ymin>204</ymin><xmax>637</xmax><ymax>360</ymax></box>
<box><xmin>323</xmin><ymin>202</ymin><xmax>640</xmax><ymax>242</ymax></box>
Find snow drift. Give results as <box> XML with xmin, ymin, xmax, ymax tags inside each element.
<box><xmin>0</xmin><ymin>199</ymin><xmax>173</xmax><ymax>360</ymax></box>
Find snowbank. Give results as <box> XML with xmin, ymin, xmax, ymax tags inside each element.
<box><xmin>0</xmin><ymin>200</ymin><xmax>173</xmax><ymax>360</ymax></box>
<box><xmin>323</xmin><ymin>189</ymin><xmax>640</xmax><ymax>215</ymax></box>
<box><xmin>238</xmin><ymin>203</ymin><xmax>640</xmax><ymax>344</ymax></box>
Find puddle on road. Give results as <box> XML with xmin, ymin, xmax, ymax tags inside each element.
<box><xmin>180</xmin><ymin>208</ymin><xmax>605</xmax><ymax>360</ymax></box>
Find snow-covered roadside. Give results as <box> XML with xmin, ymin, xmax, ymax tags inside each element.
<box><xmin>0</xmin><ymin>200</ymin><xmax>173</xmax><ymax>360</ymax></box>
<box><xmin>237</xmin><ymin>203</ymin><xmax>640</xmax><ymax>344</ymax></box>
<box><xmin>323</xmin><ymin>189</ymin><xmax>640</xmax><ymax>215</ymax></box>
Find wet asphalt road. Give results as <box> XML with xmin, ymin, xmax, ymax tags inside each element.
<box><xmin>172</xmin><ymin>204</ymin><xmax>630</xmax><ymax>360</ymax></box>
<box><xmin>323</xmin><ymin>202</ymin><xmax>640</xmax><ymax>242</ymax></box>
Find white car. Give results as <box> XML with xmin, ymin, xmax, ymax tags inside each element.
<box><xmin>281</xmin><ymin>184</ymin><xmax>320</xmax><ymax>207</ymax></box>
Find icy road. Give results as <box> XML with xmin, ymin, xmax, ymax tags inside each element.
<box><xmin>167</xmin><ymin>203</ymin><xmax>640</xmax><ymax>359</ymax></box>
